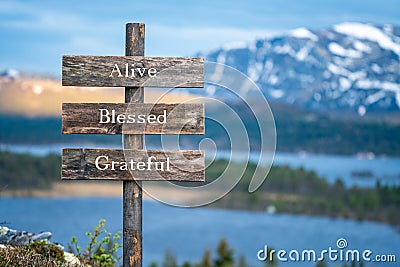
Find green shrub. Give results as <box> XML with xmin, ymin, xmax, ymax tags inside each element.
<box><xmin>68</xmin><ymin>219</ymin><xmax>122</xmax><ymax>267</ymax></box>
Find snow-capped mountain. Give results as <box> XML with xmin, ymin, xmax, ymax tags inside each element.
<box><xmin>0</xmin><ymin>69</ymin><xmax>19</xmax><ymax>80</ymax></box>
<box><xmin>198</xmin><ymin>22</ymin><xmax>400</xmax><ymax>116</ymax></box>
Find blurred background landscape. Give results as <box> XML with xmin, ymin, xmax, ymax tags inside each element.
<box><xmin>1</xmin><ymin>0</ymin><xmax>399</xmax><ymax>266</ymax></box>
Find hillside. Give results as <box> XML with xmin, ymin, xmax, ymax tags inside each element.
<box><xmin>198</xmin><ymin>22</ymin><xmax>400</xmax><ymax>117</ymax></box>
<box><xmin>2</xmin><ymin>23</ymin><xmax>400</xmax><ymax>155</ymax></box>
<box><xmin>1</xmin><ymin>152</ymin><xmax>398</xmax><ymax>226</ymax></box>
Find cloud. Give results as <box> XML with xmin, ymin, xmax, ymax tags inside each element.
<box><xmin>149</xmin><ymin>24</ymin><xmax>277</xmax><ymax>41</ymax></box>
<box><xmin>145</xmin><ymin>24</ymin><xmax>280</xmax><ymax>56</ymax></box>
<box><xmin>1</xmin><ymin>0</ymin><xmax>399</xmax><ymax>74</ymax></box>
<box><xmin>0</xmin><ymin>1</ymin><xmax>120</xmax><ymax>35</ymax></box>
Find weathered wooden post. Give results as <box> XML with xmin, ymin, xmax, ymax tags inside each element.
<box><xmin>61</xmin><ymin>22</ymin><xmax>205</xmax><ymax>267</ymax></box>
<box><xmin>123</xmin><ymin>22</ymin><xmax>144</xmax><ymax>267</ymax></box>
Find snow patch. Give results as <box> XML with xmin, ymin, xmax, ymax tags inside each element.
<box><xmin>371</xmin><ymin>64</ymin><xmax>382</xmax><ymax>74</ymax></box>
<box><xmin>328</xmin><ymin>42</ymin><xmax>362</xmax><ymax>58</ymax></box>
<box><xmin>353</xmin><ymin>41</ymin><xmax>372</xmax><ymax>53</ymax></box>
<box><xmin>248</xmin><ymin>42</ymin><xmax>257</xmax><ymax>52</ymax></box>
<box><xmin>274</xmin><ymin>44</ymin><xmax>295</xmax><ymax>56</ymax></box>
<box><xmin>365</xmin><ymin>91</ymin><xmax>386</xmax><ymax>104</ymax></box>
<box><xmin>356</xmin><ymin>79</ymin><xmax>400</xmax><ymax>92</ymax></box>
<box><xmin>216</xmin><ymin>52</ymin><xmax>226</xmax><ymax>64</ymax></box>
<box><xmin>210</xmin><ymin>63</ymin><xmax>225</xmax><ymax>81</ymax></box>
<box><xmin>268</xmin><ymin>75</ymin><xmax>279</xmax><ymax>85</ymax></box>
<box><xmin>327</xmin><ymin>63</ymin><xmax>342</xmax><ymax>75</ymax></box>
<box><xmin>288</xmin><ymin>28</ymin><xmax>319</xmax><ymax>42</ymax></box>
<box><xmin>324</xmin><ymin>31</ymin><xmax>336</xmax><ymax>40</ymax></box>
<box><xmin>248</xmin><ymin>62</ymin><xmax>263</xmax><ymax>81</ymax></box>
<box><xmin>396</xmin><ymin>92</ymin><xmax>400</xmax><ymax>108</ymax></box>
<box><xmin>348</xmin><ymin>71</ymin><xmax>367</xmax><ymax>81</ymax></box>
<box><xmin>339</xmin><ymin>77</ymin><xmax>351</xmax><ymax>91</ymax></box>
<box><xmin>300</xmin><ymin>75</ymin><xmax>314</xmax><ymax>83</ymax></box>
<box><xmin>269</xmin><ymin>89</ymin><xmax>284</xmax><ymax>98</ymax></box>
<box><xmin>358</xmin><ymin>105</ymin><xmax>366</xmax><ymax>116</ymax></box>
<box><xmin>327</xmin><ymin>63</ymin><xmax>366</xmax><ymax>81</ymax></box>
<box><xmin>314</xmin><ymin>93</ymin><xmax>321</xmax><ymax>101</ymax></box>
<box><xmin>333</xmin><ymin>22</ymin><xmax>400</xmax><ymax>56</ymax></box>
<box><xmin>264</xmin><ymin>60</ymin><xmax>273</xmax><ymax>73</ymax></box>
<box><xmin>296</xmin><ymin>46</ymin><xmax>310</xmax><ymax>61</ymax></box>
<box><xmin>206</xmin><ymin>85</ymin><xmax>216</xmax><ymax>95</ymax></box>
<box><xmin>274</xmin><ymin>43</ymin><xmax>312</xmax><ymax>62</ymax></box>
<box><xmin>323</xmin><ymin>71</ymin><xmax>331</xmax><ymax>79</ymax></box>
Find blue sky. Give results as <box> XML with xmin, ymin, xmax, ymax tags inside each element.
<box><xmin>1</xmin><ymin>0</ymin><xmax>399</xmax><ymax>75</ymax></box>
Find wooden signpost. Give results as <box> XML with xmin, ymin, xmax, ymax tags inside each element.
<box><xmin>61</xmin><ymin>23</ymin><xmax>205</xmax><ymax>267</ymax></box>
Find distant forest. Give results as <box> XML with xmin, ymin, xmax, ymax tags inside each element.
<box><xmin>1</xmin><ymin>111</ymin><xmax>400</xmax><ymax>155</ymax></box>
<box><xmin>1</xmin><ymin>152</ymin><xmax>398</xmax><ymax>226</ymax></box>
<box><xmin>0</xmin><ymin>115</ymin><xmax>120</xmax><ymax>145</ymax></box>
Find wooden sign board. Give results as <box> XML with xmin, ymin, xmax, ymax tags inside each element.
<box><xmin>62</xmin><ymin>103</ymin><xmax>204</xmax><ymax>134</ymax></box>
<box><xmin>62</xmin><ymin>148</ymin><xmax>205</xmax><ymax>181</ymax></box>
<box><xmin>62</xmin><ymin>56</ymin><xmax>204</xmax><ymax>87</ymax></box>
<box><xmin>60</xmin><ymin>23</ymin><xmax>205</xmax><ymax>267</ymax></box>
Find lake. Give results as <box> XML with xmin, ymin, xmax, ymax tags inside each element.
<box><xmin>1</xmin><ymin>144</ymin><xmax>399</xmax><ymax>266</ymax></box>
<box><xmin>1</xmin><ymin>144</ymin><xmax>400</xmax><ymax>188</ymax></box>
<box><xmin>1</xmin><ymin>197</ymin><xmax>399</xmax><ymax>267</ymax></box>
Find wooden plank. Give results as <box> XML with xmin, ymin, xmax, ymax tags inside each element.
<box><xmin>62</xmin><ymin>55</ymin><xmax>204</xmax><ymax>88</ymax></box>
<box><xmin>62</xmin><ymin>103</ymin><xmax>204</xmax><ymax>134</ymax></box>
<box><xmin>62</xmin><ymin>148</ymin><xmax>205</xmax><ymax>181</ymax></box>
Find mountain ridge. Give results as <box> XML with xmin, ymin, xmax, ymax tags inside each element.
<box><xmin>198</xmin><ymin>22</ymin><xmax>400</xmax><ymax>116</ymax></box>
<box><xmin>2</xmin><ymin>22</ymin><xmax>399</xmax><ymax>118</ymax></box>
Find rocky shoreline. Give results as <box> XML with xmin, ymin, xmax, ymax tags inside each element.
<box><xmin>0</xmin><ymin>226</ymin><xmax>81</xmax><ymax>266</ymax></box>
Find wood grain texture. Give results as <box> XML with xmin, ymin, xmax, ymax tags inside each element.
<box><xmin>62</xmin><ymin>55</ymin><xmax>204</xmax><ymax>88</ymax></box>
<box><xmin>62</xmin><ymin>103</ymin><xmax>204</xmax><ymax>134</ymax></box>
<box><xmin>124</xmin><ymin>23</ymin><xmax>144</xmax><ymax>267</ymax></box>
<box><xmin>62</xmin><ymin>148</ymin><xmax>205</xmax><ymax>181</ymax></box>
